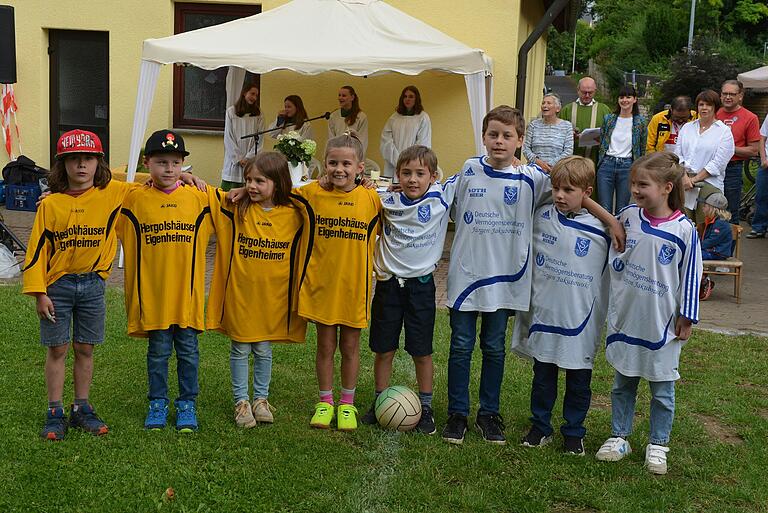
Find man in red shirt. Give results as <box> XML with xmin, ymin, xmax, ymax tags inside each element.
<box><xmin>716</xmin><ymin>79</ymin><xmax>761</xmax><ymax>224</ymax></box>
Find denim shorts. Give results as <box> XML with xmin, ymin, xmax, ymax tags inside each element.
<box><xmin>40</xmin><ymin>273</ymin><xmax>106</xmax><ymax>347</ymax></box>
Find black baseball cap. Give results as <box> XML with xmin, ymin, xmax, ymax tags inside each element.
<box><xmin>144</xmin><ymin>129</ymin><xmax>189</xmax><ymax>157</ymax></box>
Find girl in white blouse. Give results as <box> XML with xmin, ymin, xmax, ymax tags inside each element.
<box><xmin>328</xmin><ymin>86</ymin><xmax>368</xmax><ymax>154</ymax></box>
<box><xmin>268</xmin><ymin>95</ymin><xmax>314</xmax><ymax>141</ymax></box>
<box><xmin>221</xmin><ymin>82</ymin><xmax>264</xmax><ymax>190</ymax></box>
<box><xmin>380</xmin><ymin>86</ymin><xmax>432</xmax><ymax>179</ymax></box>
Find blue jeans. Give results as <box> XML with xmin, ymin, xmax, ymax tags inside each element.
<box><xmin>230</xmin><ymin>341</ymin><xmax>272</xmax><ymax>403</ymax></box>
<box><xmin>40</xmin><ymin>273</ymin><xmax>106</xmax><ymax>346</ymax></box>
<box><xmin>530</xmin><ymin>359</ymin><xmax>593</xmax><ymax>439</ymax></box>
<box><xmin>597</xmin><ymin>156</ymin><xmax>633</xmax><ymax>214</ymax></box>
<box><xmin>147</xmin><ymin>325</ymin><xmax>200</xmax><ymax>403</ymax></box>
<box><xmin>723</xmin><ymin>160</ymin><xmax>744</xmax><ymax>225</ymax></box>
<box><xmin>751</xmin><ymin>166</ymin><xmax>768</xmax><ymax>233</ymax></box>
<box><xmin>610</xmin><ymin>371</ymin><xmax>675</xmax><ymax>445</ymax></box>
<box><xmin>447</xmin><ymin>309</ymin><xmax>511</xmax><ymax>417</ymax></box>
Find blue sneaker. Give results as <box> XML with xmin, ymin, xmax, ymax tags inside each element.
<box><xmin>41</xmin><ymin>407</ymin><xmax>68</xmax><ymax>441</ymax></box>
<box><xmin>175</xmin><ymin>400</ymin><xmax>198</xmax><ymax>433</ymax></box>
<box><xmin>144</xmin><ymin>399</ymin><xmax>169</xmax><ymax>430</ymax></box>
<box><xmin>69</xmin><ymin>403</ymin><xmax>109</xmax><ymax>436</ymax></box>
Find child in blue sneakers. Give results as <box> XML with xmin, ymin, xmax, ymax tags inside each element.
<box><xmin>117</xmin><ymin>130</ymin><xmax>213</xmax><ymax>433</ymax></box>
<box><xmin>441</xmin><ymin>106</ymin><xmax>623</xmax><ymax>445</ymax></box>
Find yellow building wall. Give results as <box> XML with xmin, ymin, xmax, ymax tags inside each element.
<box><xmin>2</xmin><ymin>0</ymin><xmax>552</xmax><ymax>182</ymax></box>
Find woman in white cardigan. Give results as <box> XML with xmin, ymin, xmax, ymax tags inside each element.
<box><xmin>328</xmin><ymin>85</ymin><xmax>368</xmax><ymax>153</ymax></box>
<box><xmin>268</xmin><ymin>94</ymin><xmax>314</xmax><ymax>141</ymax></box>
<box><xmin>220</xmin><ymin>82</ymin><xmax>264</xmax><ymax>190</ymax></box>
<box><xmin>380</xmin><ymin>86</ymin><xmax>432</xmax><ymax>179</ymax></box>
<box><xmin>675</xmin><ymin>89</ymin><xmax>735</xmax><ymax>223</ymax></box>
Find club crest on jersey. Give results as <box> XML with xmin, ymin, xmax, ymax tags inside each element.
<box><xmin>657</xmin><ymin>244</ymin><xmax>676</xmax><ymax>265</ymax></box>
<box><xmin>384</xmin><ymin>223</ymin><xmax>392</xmax><ymax>236</ymax></box>
<box><xmin>383</xmin><ymin>195</ymin><xmax>395</xmax><ymax>205</ymax></box>
<box><xmin>536</xmin><ymin>253</ymin><xmax>545</xmax><ymax>267</ymax></box>
<box><xmin>612</xmin><ymin>257</ymin><xmax>625</xmax><ymax>272</ymax></box>
<box><xmin>418</xmin><ymin>204</ymin><xmax>431</xmax><ymax>223</ymax></box>
<box><xmin>574</xmin><ymin>237</ymin><xmax>590</xmax><ymax>257</ymax></box>
<box><xmin>463</xmin><ymin>211</ymin><xmax>474</xmax><ymax>224</ymax></box>
<box><xmin>464</xmin><ymin>167</ymin><xmax>475</xmax><ymax>176</ymax></box>
<box><xmin>503</xmin><ymin>186</ymin><xmax>519</xmax><ymax>205</ymax></box>
<box><xmin>541</xmin><ymin>210</ymin><xmax>551</xmax><ymax>220</ymax></box>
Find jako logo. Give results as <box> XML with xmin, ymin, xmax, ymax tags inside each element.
<box><xmin>463</xmin><ymin>211</ymin><xmax>474</xmax><ymax>224</ymax></box>
<box><xmin>612</xmin><ymin>258</ymin><xmax>625</xmax><ymax>272</ymax></box>
<box><xmin>536</xmin><ymin>253</ymin><xmax>545</xmax><ymax>267</ymax></box>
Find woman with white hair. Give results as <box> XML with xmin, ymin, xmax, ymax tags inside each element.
<box><xmin>522</xmin><ymin>94</ymin><xmax>573</xmax><ymax>172</ymax></box>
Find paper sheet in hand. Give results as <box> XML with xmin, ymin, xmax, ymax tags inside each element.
<box><xmin>684</xmin><ymin>188</ymin><xmax>699</xmax><ymax>211</ymax></box>
<box><xmin>578</xmin><ymin>128</ymin><xmax>601</xmax><ymax>148</ymax></box>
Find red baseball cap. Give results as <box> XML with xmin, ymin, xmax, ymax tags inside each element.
<box><xmin>55</xmin><ymin>129</ymin><xmax>104</xmax><ymax>158</ymax></box>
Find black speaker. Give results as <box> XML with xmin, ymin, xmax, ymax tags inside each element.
<box><xmin>0</xmin><ymin>5</ymin><xmax>17</xmax><ymax>84</ymax></box>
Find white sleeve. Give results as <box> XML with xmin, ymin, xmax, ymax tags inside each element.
<box><xmin>559</xmin><ymin>121</ymin><xmax>574</xmax><ymax>161</ymax></box>
<box><xmin>441</xmin><ymin>171</ymin><xmax>462</xmax><ymax>222</ymax></box>
<box><xmin>357</xmin><ymin>113</ymin><xmax>369</xmax><ymax>154</ymax></box>
<box><xmin>679</xmin><ymin>225</ymin><xmax>703</xmax><ymax>323</ymax></box>
<box><xmin>380</xmin><ymin>115</ymin><xmax>398</xmax><ymax>169</ymax></box>
<box><xmin>223</xmin><ymin>108</ymin><xmax>244</xmax><ymax>162</ymax></box>
<box><xmin>522</xmin><ymin>120</ymin><xmax>536</xmax><ymax>162</ymax></box>
<box><xmin>703</xmin><ymin>126</ymin><xmax>734</xmax><ymax>177</ymax></box>
<box><xmin>415</xmin><ymin>112</ymin><xmax>432</xmax><ymax>148</ymax></box>
<box><xmin>299</xmin><ymin>122</ymin><xmax>314</xmax><ymax>142</ymax></box>
<box><xmin>533</xmin><ymin>167</ymin><xmax>553</xmax><ymax>209</ymax></box>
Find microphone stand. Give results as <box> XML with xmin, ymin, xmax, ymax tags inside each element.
<box><xmin>240</xmin><ymin>112</ymin><xmax>331</xmax><ymax>148</ymax></box>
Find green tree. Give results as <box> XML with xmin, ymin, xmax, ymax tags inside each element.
<box><xmin>545</xmin><ymin>20</ymin><xmax>593</xmax><ymax>73</ymax></box>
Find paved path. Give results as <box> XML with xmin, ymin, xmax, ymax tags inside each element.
<box><xmin>2</xmin><ymin>206</ymin><xmax>765</xmax><ymax>336</ymax></box>
<box><xmin>544</xmin><ymin>74</ymin><xmax>578</xmax><ymax>105</ymax></box>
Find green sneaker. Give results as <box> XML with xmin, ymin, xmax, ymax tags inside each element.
<box><xmin>310</xmin><ymin>402</ymin><xmax>334</xmax><ymax>429</ymax></box>
<box><xmin>337</xmin><ymin>404</ymin><xmax>358</xmax><ymax>432</ymax></box>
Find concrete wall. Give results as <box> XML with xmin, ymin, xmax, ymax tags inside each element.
<box><xmin>3</xmin><ymin>0</ymin><xmax>551</xmax><ymax>181</ymax></box>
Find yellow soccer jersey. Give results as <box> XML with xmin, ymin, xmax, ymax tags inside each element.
<box><xmin>292</xmin><ymin>182</ymin><xmax>381</xmax><ymax>328</ymax></box>
<box><xmin>23</xmin><ymin>180</ymin><xmax>138</xmax><ymax>295</ymax></box>
<box><xmin>116</xmin><ymin>185</ymin><xmax>213</xmax><ymax>337</ymax></box>
<box><xmin>206</xmin><ymin>188</ymin><xmax>307</xmax><ymax>343</ymax></box>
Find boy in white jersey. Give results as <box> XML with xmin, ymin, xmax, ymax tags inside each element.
<box><xmin>441</xmin><ymin>106</ymin><xmax>624</xmax><ymax>445</ymax></box>
<box><xmin>359</xmin><ymin>146</ymin><xmax>451</xmax><ymax>435</ymax></box>
<box><xmin>511</xmin><ymin>156</ymin><xmax>610</xmax><ymax>455</ymax></box>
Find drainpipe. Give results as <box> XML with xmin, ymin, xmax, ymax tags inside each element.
<box><xmin>515</xmin><ymin>0</ymin><xmax>572</xmax><ymax>116</ymax></box>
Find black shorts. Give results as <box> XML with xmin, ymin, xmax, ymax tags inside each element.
<box><xmin>369</xmin><ymin>275</ymin><xmax>436</xmax><ymax>357</ymax></box>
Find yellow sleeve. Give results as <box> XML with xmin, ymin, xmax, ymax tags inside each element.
<box><xmin>647</xmin><ymin>115</ymin><xmax>659</xmax><ymax>153</ymax></box>
<box><xmin>22</xmin><ymin>203</ymin><xmax>53</xmax><ymax>295</ymax></box>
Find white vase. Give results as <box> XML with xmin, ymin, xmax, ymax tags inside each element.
<box><xmin>288</xmin><ymin>161</ymin><xmax>307</xmax><ymax>186</ymax></box>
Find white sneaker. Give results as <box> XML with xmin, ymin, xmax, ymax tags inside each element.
<box><xmin>234</xmin><ymin>399</ymin><xmax>257</xmax><ymax>428</ymax></box>
<box><xmin>645</xmin><ymin>444</ymin><xmax>670</xmax><ymax>475</ymax></box>
<box><xmin>595</xmin><ymin>437</ymin><xmax>632</xmax><ymax>461</ymax></box>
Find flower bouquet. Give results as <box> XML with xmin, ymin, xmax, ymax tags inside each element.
<box><xmin>274</xmin><ymin>131</ymin><xmax>316</xmax><ymax>166</ymax></box>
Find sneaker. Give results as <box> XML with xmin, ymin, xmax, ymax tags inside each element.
<box><xmin>234</xmin><ymin>399</ymin><xmax>256</xmax><ymax>428</ymax></box>
<box><xmin>337</xmin><ymin>404</ymin><xmax>358</xmax><ymax>431</ymax></box>
<box><xmin>563</xmin><ymin>436</ymin><xmax>585</xmax><ymax>456</ymax></box>
<box><xmin>310</xmin><ymin>402</ymin><xmax>334</xmax><ymax>429</ymax></box>
<box><xmin>175</xmin><ymin>400</ymin><xmax>198</xmax><ymax>433</ymax></box>
<box><xmin>415</xmin><ymin>405</ymin><xmax>436</xmax><ymax>435</ymax></box>
<box><xmin>595</xmin><ymin>436</ymin><xmax>632</xmax><ymax>461</ymax></box>
<box><xmin>521</xmin><ymin>426</ymin><xmax>553</xmax><ymax>448</ymax></box>
<box><xmin>746</xmin><ymin>230</ymin><xmax>766</xmax><ymax>239</ymax></box>
<box><xmin>145</xmin><ymin>399</ymin><xmax>169</xmax><ymax>430</ymax></box>
<box><xmin>645</xmin><ymin>444</ymin><xmax>670</xmax><ymax>475</ymax></box>
<box><xmin>69</xmin><ymin>403</ymin><xmax>109</xmax><ymax>436</ymax></box>
<box><xmin>360</xmin><ymin>401</ymin><xmax>378</xmax><ymax>426</ymax></box>
<box><xmin>699</xmin><ymin>276</ymin><xmax>715</xmax><ymax>301</ymax></box>
<box><xmin>41</xmin><ymin>407</ymin><xmax>67</xmax><ymax>441</ymax></box>
<box><xmin>475</xmin><ymin>413</ymin><xmax>506</xmax><ymax>445</ymax></box>
<box><xmin>441</xmin><ymin>413</ymin><xmax>468</xmax><ymax>445</ymax></box>
<box><xmin>251</xmin><ymin>398</ymin><xmax>274</xmax><ymax>424</ymax></box>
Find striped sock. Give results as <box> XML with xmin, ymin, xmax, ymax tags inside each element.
<box><xmin>419</xmin><ymin>391</ymin><xmax>433</xmax><ymax>408</ymax></box>
<box><xmin>340</xmin><ymin>387</ymin><xmax>355</xmax><ymax>405</ymax></box>
<box><xmin>319</xmin><ymin>390</ymin><xmax>334</xmax><ymax>405</ymax></box>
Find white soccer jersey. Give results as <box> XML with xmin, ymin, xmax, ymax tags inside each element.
<box><xmin>511</xmin><ymin>205</ymin><xmax>610</xmax><ymax>369</ymax></box>
<box><xmin>444</xmin><ymin>156</ymin><xmax>552</xmax><ymax>312</ymax></box>
<box><xmin>605</xmin><ymin>206</ymin><xmax>703</xmax><ymax>381</ymax></box>
<box><xmin>374</xmin><ymin>182</ymin><xmax>453</xmax><ymax>280</ymax></box>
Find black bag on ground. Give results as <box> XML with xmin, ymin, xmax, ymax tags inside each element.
<box><xmin>2</xmin><ymin>155</ymin><xmax>48</xmax><ymax>185</ymax></box>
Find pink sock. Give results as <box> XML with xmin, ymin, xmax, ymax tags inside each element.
<box><xmin>319</xmin><ymin>390</ymin><xmax>334</xmax><ymax>405</ymax></box>
<box><xmin>340</xmin><ymin>388</ymin><xmax>355</xmax><ymax>405</ymax></box>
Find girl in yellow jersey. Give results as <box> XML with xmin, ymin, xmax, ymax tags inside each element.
<box><xmin>292</xmin><ymin>131</ymin><xmax>381</xmax><ymax>431</ymax></box>
<box><xmin>23</xmin><ymin>130</ymin><xmax>139</xmax><ymax>440</ymax></box>
<box><xmin>206</xmin><ymin>152</ymin><xmax>307</xmax><ymax>428</ymax></box>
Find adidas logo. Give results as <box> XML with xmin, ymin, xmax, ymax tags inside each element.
<box><xmin>384</xmin><ymin>196</ymin><xmax>395</xmax><ymax>205</ymax></box>
<box><xmin>624</xmin><ymin>219</ymin><xmax>631</xmax><ymax>228</ymax></box>
<box><xmin>464</xmin><ymin>168</ymin><xmax>475</xmax><ymax>176</ymax></box>
<box><xmin>542</xmin><ymin>210</ymin><xmax>550</xmax><ymax>219</ymax></box>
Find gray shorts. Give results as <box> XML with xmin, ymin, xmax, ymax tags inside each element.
<box><xmin>40</xmin><ymin>273</ymin><xmax>106</xmax><ymax>347</ymax></box>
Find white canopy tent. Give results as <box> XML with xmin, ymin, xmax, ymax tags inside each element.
<box><xmin>127</xmin><ymin>0</ymin><xmax>494</xmax><ymax>181</ymax></box>
<box><xmin>738</xmin><ymin>66</ymin><xmax>768</xmax><ymax>90</ymax></box>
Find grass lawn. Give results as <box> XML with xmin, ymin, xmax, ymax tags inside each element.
<box><xmin>0</xmin><ymin>284</ymin><xmax>766</xmax><ymax>513</ymax></box>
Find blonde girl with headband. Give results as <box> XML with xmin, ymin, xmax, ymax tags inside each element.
<box><xmin>291</xmin><ymin>130</ymin><xmax>381</xmax><ymax>431</ymax></box>
<box><xmin>328</xmin><ymin>86</ymin><xmax>369</xmax><ymax>153</ymax></box>
<box><xmin>595</xmin><ymin>152</ymin><xmax>702</xmax><ymax>475</ymax></box>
